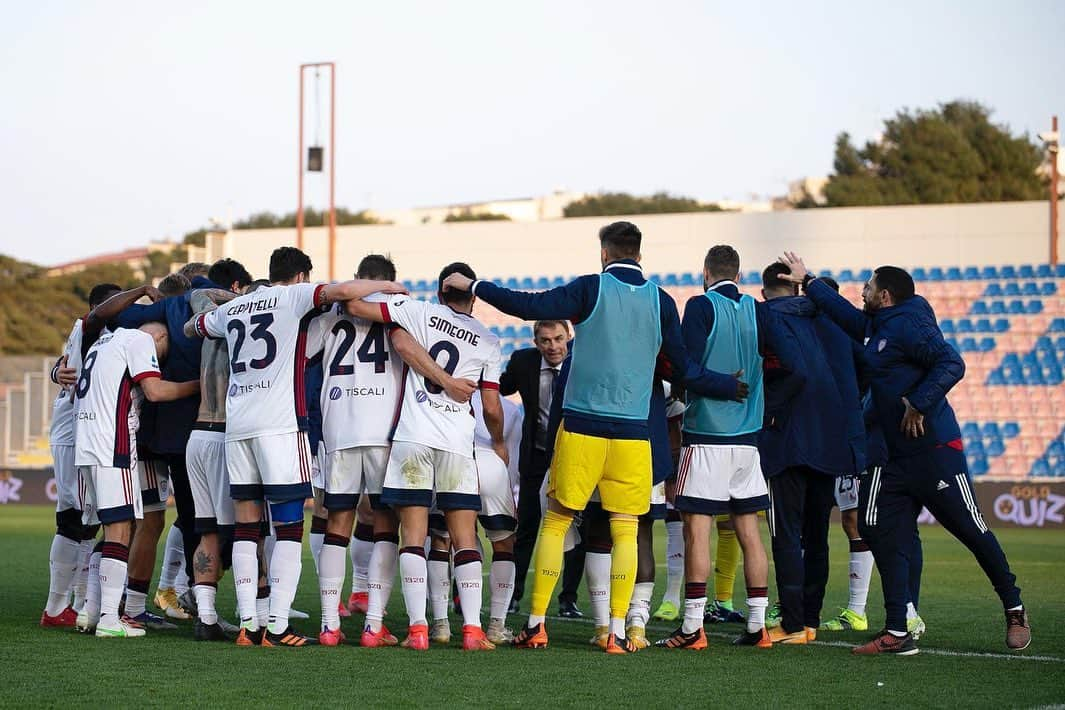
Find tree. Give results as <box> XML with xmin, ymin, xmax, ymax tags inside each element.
<box><xmin>563</xmin><ymin>192</ymin><xmax>724</xmax><ymax>218</ymax></box>
<box><xmin>233</xmin><ymin>208</ymin><xmax>382</xmax><ymax>229</ymax></box>
<box><xmin>819</xmin><ymin>101</ymin><xmax>1045</xmax><ymax>208</ymax></box>
<box><xmin>443</xmin><ymin>212</ymin><xmax>511</xmax><ymax>222</ymax></box>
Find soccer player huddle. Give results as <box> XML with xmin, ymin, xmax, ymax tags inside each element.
<box><xmin>40</xmin><ymin>221</ymin><xmax>1032</xmax><ymax>656</ymax></box>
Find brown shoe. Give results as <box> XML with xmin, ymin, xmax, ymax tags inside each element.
<box><xmin>1005</xmin><ymin>608</ymin><xmax>1031</xmax><ymax>650</ymax></box>
<box><xmin>852</xmin><ymin>630</ymin><xmax>919</xmax><ymax>656</ymax></box>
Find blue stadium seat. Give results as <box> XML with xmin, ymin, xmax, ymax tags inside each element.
<box><xmin>1019</xmin><ymin>264</ymin><xmax>1035</xmax><ymax>278</ymax></box>
<box><xmin>745</xmin><ymin>270</ymin><xmax>761</xmax><ymax>285</ymax></box>
<box><xmin>679</xmin><ymin>273</ymin><xmax>696</xmax><ymax>287</ymax></box>
<box><xmin>981</xmin><ymin>422</ymin><xmax>1000</xmax><ymax>439</ymax></box>
<box><xmin>535</xmin><ymin>277</ymin><xmax>550</xmax><ymax>290</ymax></box>
<box><xmin>946</xmin><ymin>337</ymin><xmax>961</xmax><ymax>353</ymax></box>
<box><xmin>970</xmin><ymin>301</ymin><xmax>989</xmax><ymax>315</ymax></box>
<box><xmin>929</xmin><ymin>267</ymin><xmax>945</xmax><ymax>281</ymax></box>
<box><xmin>415</xmin><ymin>279</ymin><xmax>430</xmax><ymax>292</ymax></box>
<box><xmin>402</xmin><ymin>280</ymin><xmax>415</xmax><ymax>291</ymax></box>
<box><xmin>964</xmin><ymin>266</ymin><xmax>981</xmax><ymax>280</ymax></box>
<box><xmin>960</xmin><ymin>337</ymin><xmax>978</xmax><ymax>352</ymax></box>
<box><xmin>1053</xmin><ymin>460</ymin><xmax>1065</xmax><ymax>477</ymax></box>
<box><xmin>986</xmin><ymin>439</ymin><xmax>1005</xmax><ymax>457</ymax></box>
<box><xmin>974</xmin><ymin>318</ymin><xmax>992</xmax><ymax>332</ymax></box>
<box><xmin>984</xmin><ymin>283</ymin><xmax>1003</xmax><ymax>297</ymax></box>
<box><xmin>980</xmin><ymin>266</ymin><xmax>999</xmax><ymax>280</ymax></box>
<box><xmin>955</xmin><ymin>318</ymin><xmax>973</xmax><ymax>333</ymax></box>
<box><xmin>1037</xmin><ymin>264</ymin><xmax>1053</xmax><ymax>278</ymax></box>
<box><xmin>662</xmin><ymin>273</ymin><xmax>679</xmax><ymax>286</ymax></box>
<box><xmin>648</xmin><ymin>273</ymin><xmax>662</xmax><ymax>284</ymax></box>
<box><xmin>993</xmin><ymin>318</ymin><xmax>1009</xmax><ymax>333</ymax></box>
<box><xmin>837</xmin><ymin>269</ymin><xmax>855</xmax><ymax>282</ymax></box>
<box><xmin>1056</xmin><ymin>336</ymin><xmax>1065</xmax><ymax>350</ymax></box>
<box><xmin>970</xmin><ymin>457</ymin><xmax>989</xmax><ymax>476</ymax></box>
<box><xmin>940</xmin><ymin>320</ymin><xmax>955</xmax><ymax>334</ymax></box>
<box><xmin>1057</xmin><ymin>264</ymin><xmax>1065</xmax><ymax>278</ymax></box>
<box><xmin>1002</xmin><ymin>421</ymin><xmax>1020</xmax><ymax>438</ymax></box>
<box><xmin>1025</xmin><ymin>300</ymin><xmax>1044</xmax><ymax>314</ymax></box>
<box><xmin>552</xmin><ymin>276</ymin><xmax>567</xmax><ymax>288</ymax></box>
<box><xmin>967</xmin><ymin>440</ymin><xmax>985</xmax><ymax>456</ymax></box>
<box><xmin>990</xmin><ymin>301</ymin><xmax>1007</xmax><ymax>315</ymax></box>
<box><xmin>1004</xmin><ymin>282</ymin><xmax>1021</xmax><ymax>296</ymax></box>
<box><xmin>978</xmin><ymin>337</ymin><xmax>995</xmax><ymax>352</ymax></box>
<box><xmin>1031</xmin><ymin>458</ymin><xmax>1050</xmax><ymax>477</ymax></box>
<box><xmin>1022</xmin><ymin>282</ymin><xmax>1039</xmax><ymax>296</ymax></box>
<box><xmin>985</xmin><ymin>370</ymin><xmax>1005</xmax><ymax>385</ymax></box>
<box><xmin>858</xmin><ymin>268</ymin><xmax>872</xmax><ymax>283</ymax></box>
<box><xmin>911</xmin><ymin>267</ymin><xmax>927</xmax><ymax>281</ymax></box>
<box><xmin>1001</xmin><ymin>265</ymin><xmax>1017</xmax><ymax>279</ymax></box>
<box><xmin>946</xmin><ymin>266</ymin><xmax>962</xmax><ymax>280</ymax></box>
<box><xmin>502</xmin><ymin>325</ymin><xmax>517</xmax><ymax>338</ymax></box>
<box><xmin>1052</xmin><ymin>318</ymin><xmax>1065</xmax><ymax>333</ymax></box>
<box><xmin>520</xmin><ymin>277</ymin><xmax>535</xmax><ymax>290</ymax></box>
<box><xmin>505</xmin><ymin>277</ymin><xmax>520</xmax><ymax>289</ymax></box>
<box><xmin>961</xmin><ymin>422</ymin><xmax>981</xmax><ymax>438</ymax></box>
<box><xmin>1041</xmin><ymin>282</ymin><xmax>1057</xmax><ymax>295</ymax></box>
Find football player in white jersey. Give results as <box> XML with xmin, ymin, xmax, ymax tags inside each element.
<box><xmin>187</xmin><ymin>246</ymin><xmax>407</xmax><ymax>647</ymax></box>
<box><xmin>75</xmin><ymin>323</ymin><xmax>199</xmax><ymax>638</ymax></box>
<box><xmin>345</xmin><ymin>262</ymin><xmax>507</xmax><ymax>652</ymax></box>
<box><xmin>41</xmin><ymin>283</ymin><xmax>121</xmax><ymax>628</ymax></box>
<box><xmin>308</xmin><ymin>254</ymin><xmax>478</xmax><ymax>647</ymax></box>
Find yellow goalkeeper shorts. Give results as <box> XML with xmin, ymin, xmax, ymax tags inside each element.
<box><xmin>548</xmin><ymin>424</ymin><xmax>651</xmax><ymax>516</ymax></box>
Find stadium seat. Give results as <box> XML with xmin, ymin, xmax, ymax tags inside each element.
<box><xmin>946</xmin><ymin>266</ymin><xmax>962</xmax><ymax>280</ymax></box>
<box><xmin>984</xmin><ymin>283</ymin><xmax>1003</xmax><ymax>297</ymax></box>
<box><xmin>978</xmin><ymin>337</ymin><xmax>995</xmax><ymax>352</ymax></box>
<box><xmin>974</xmin><ymin>318</ymin><xmax>992</xmax><ymax>332</ymax></box>
<box><xmin>1001</xmin><ymin>265</ymin><xmax>1017</xmax><ymax>279</ymax></box>
<box><xmin>1003</xmin><ymin>421</ymin><xmax>1020</xmax><ymax>438</ymax></box>
<box><xmin>1004</xmin><ymin>282</ymin><xmax>1021</xmax><ymax>296</ymax></box>
<box><xmin>519</xmin><ymin>277</ymin><xmax>535</xmax><ymax>290</ymax></box>
<box><xmin>1037</xmin><ymin>264</ymin><xmax>1053</xmax><ymax>278</ymax></box>
<box><xmin>745</xmin><ymin>270</ymin><xmax>761</xmax><ymax>284</ymax></box>
<box><xmin>662</xmin><ymin>273</ymin><xmax>679</xmax><ymax>286</ymax></box>
<box><xmin>1019</xmin><ymin>264</ymin><xmax>1035</xmax><ymax>279</ymax></box>
<box><xmin>837</xmin><ymin>268</ymin><xmax>855</xmax><ymax>282</ymax></box>
<box><xmin>964</xmin><ymin>266</ymin><xmax>981</xmax><ymax>280</ymax></box>
<box><xmin>994</xmin><ymin>318</ymin><xmax>1010</xmax><ymax>333</ymax></box>
<box><xmin>679</xmin><ymin>273</ymin><xmax>696</xmax><ymax>287</ymax></box>
<box><xmin>535</xmin><ymin>277</ymin><xmax>550</xmax><ymax>290</ymax></box>
<box><xmin>940</xmin><ymin>319</ymin><xmax>956</xmax><ymax>334</ymax></box>
<box><xmin>956</xmin><ymin>318</ymin><xmax>973</xmax><ymax>333</ymax></box>
<box><xmin>1025</xmin><ymin>300</ymin><xmax>1044</xmax><ymax>314</ymax></box>
<box><xmin>980</xmin><ymin>266</ymin><xmax>1000</xmax><ymax>280</ymax></box>
<box><xmin>1030</xmin><ymin>458</ymin><xmax>1050</xmax><ymax>477</ymax></box>
<box><xmin>1040</xmin><ymin>282</ymin><xmax>1057</xmax><ymax>296</ymax></box>
<box><xmin>1051</xmin><ymin>318</ymin><xmax>1065</xmax><ymax>332</ymax></box>
<box><xmin>1057</xmin><ymin>264</ymin><xmax>1065</xmax><ymax>278</ymax></box>
<box><xmin>929</xmin><ymin>267</ymin><xmax>945</xmax><ymax>281</ymax></box>
<box><xmin>990</xmin><ymin>301</ymin><xmax>1007</xmax><ymax>315</ymax></box>
<box><xmin>911</xmin><ymin>267</ymin><xmax>927</xmax><ymax>281</ymax></box>
<box><xmin>858</xmin><ymin>268</ymin><xmax>872</xmax><ymax>283</ymax></box>
<box><xmin>648</xmin><ymin>273</ymin><xmax>662</xmax><ymax>284</ymax></box>
<box><xmin>505</xmin><ymin>277</ymin><xmax>520</xmax><ymax>289</ymax></box>
<box><xmin>971</xmin><ymin>301</ymin><xmax>989</xmax><ymax>315</ymax></box>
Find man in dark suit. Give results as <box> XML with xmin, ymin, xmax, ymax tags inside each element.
<box><xmin>500</xmin><ymin>320</ymin><xmax>585</xmax><ymax>616</ymax></box>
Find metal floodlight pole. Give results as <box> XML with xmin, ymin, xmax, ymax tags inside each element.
<box><xmin>1051</xmin><ymin>115</ymin><xmax>1060</xmax><ymax>266</ymax></box>
<box><xmin>297</xmin><ymin>61</ymin><xmax>337</xmax><ymax>279</ymax></box>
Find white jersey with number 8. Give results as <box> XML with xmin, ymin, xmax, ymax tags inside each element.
<box><xmin>307</xmin><ymin>293</ymin><xmax>404</xmax><ymax>452</ymax></box>
<box><xmin>195</xmin><ymin>282</ymin><xmax>326</xmax><ymax>442</ymax></box>
<box><xmin>380</xmin><ymin>296</ymin><xmax>502</xmax><ymax>456</ymax></box>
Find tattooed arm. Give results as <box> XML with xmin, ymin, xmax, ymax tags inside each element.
<box><xmin>196</xmin><ymin>337</ymin><xmax>231</xmax><ymax>423</ymax></box>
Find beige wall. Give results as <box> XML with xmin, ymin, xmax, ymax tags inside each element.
<box><xmin>213</xmin><ymin>200</ymin><xmax>1062</xmax><ymax>283</ymax></box>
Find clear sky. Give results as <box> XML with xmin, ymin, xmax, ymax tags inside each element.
<box><xmin>1</xmin><ymin>0</ymin><xmax>1061</xmax><ymax>265</ymax></box>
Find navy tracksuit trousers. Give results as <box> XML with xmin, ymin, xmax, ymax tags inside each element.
<box><xmin>858</xmin><ymin>446</ymin><xmax>1022</xmax><ymax>633</ymax></box>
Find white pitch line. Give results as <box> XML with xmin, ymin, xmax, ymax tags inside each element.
<box><xmin>533</xmin><ymin>614</ymin><xmax>1065</xmax><ymax>664</ymax></box>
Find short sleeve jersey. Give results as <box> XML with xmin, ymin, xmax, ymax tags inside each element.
<box><xmin>74</xmin><ymin>329</ymin><xmax>161</xmax><ymax>468</ymax></box>
<box><xmin>471</xmin><ymin>391</ymin><xmax>523</xmax><ymax>483</ymax></box>
<box><xmin>195</xmin><ymin>282</ymin><xmax>326</xmax><ymax>442</ymax></box>
<box><xmin>380</xmin><ymin>296</ymin><xmax>502</xmax><ymax>456</ymax></box>
<box><xmin>307</xmin><ymin>293</ymin><xmax>404</xmax><ymax>452</ymax></box>
<box><xmin>49</xmin><ymin>318</ymin><xmax>84</xmax><ymax>446</ymax></box>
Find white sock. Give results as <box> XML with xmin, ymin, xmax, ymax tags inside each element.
<box><xmin>98</xmin><ymin>557</ymin><xmax>128</xmax><ymax>622</ymax></box>
<box><xmin>848</xmin><ymin>546</ymin><xmax>874</xmax><ymax>616</ymax></box>
<box><xmin>318</xmin><ymin>543</ymin><xmax>347</xmax><ymax>632</ymax></box>
<box><xmin>232</xmin><ymin>540</ymin><xmax>259</xmax><ymax>629</ymax></box>
<box><xmin>747</xmin><ymin>594</ymin><xmax>768</xmax><ymax>633</ymax></box>
<box><xmin>310</xmin><ymin>532</ymin><xmax>325</xmax><ymax>576</ymax></box>
<box><xmin>45</xmin><ymin>534</ymin><xmax>80</xmax><ymax>616</ymax></box>
<box><xmin>626</xmin><ymin>581</ymin><xmax>654</xmax><ymax>628</ymax></box>
<box><xmin>682</xmin><ymin>596</ymin><xmax>706</xmax><ymax>634</ymax></box>
<box><xmin>263</xmin><ymin>532</ymin><xmax>276</xmax><ymax>567</ymax></box>
<box><xmin>175</xmin><ymin>567</ymin><xmax>189</xmax><ymax>596</ymax></box>
<box><xmin>124</xmin><ymin>586</ymin><xmax>147</xmax><ymax>618</ymax></box>
<box><xmin>158</xmin><ymin>524</ymin><xmax>184</xmax><ymax>590</ymax></box>
<box><xmin>664</xmin><ymin>520</ymin><xmax>684</xmax><ymax>605</ymax></box>
<box><xmin>352</xmin><ymin>534</ymin><xmax>373</xmax><ymax>595</ymax></box>
<box><xmin>84</xmin><ymin>550</ymin><xmax>102</xmax><ymax>622</ymax></box>
<box><xmin>489</xmin><ymin>557</ymin><xmax>516</xmax><ymax>622</ymax></box>
<box><xmin>194</xmin><ymin>584</ymin><xmax>218</xmax><ymax>625</ymax></box>
<box><xmin>453</xmin><ymin>550</ymin><xmax>483</xmax><ymax>629</ymax></box>
<box><xmin>528</xmin><ymin>613</ymin><xmax>546</xmax><ymax>626</ymax></box>
<box><xmin>585</xmin><ymin>551</ymin><xmax>611</xmax><ymax>627</ymax></box>
<box><xmin>399</xmin><ymin>550</ymin><xmax>428</xmax><ymax>626</ymax></box>
<box><xmin>72</xmin><ymin>539</ymin><xmax>94</xmax><ymax>612</ymax></box>
<box><xmin>256</xmin><ymin>595</ymin><xmax>270</xmax><ymax>628</ymax></box>
<box><xmin>366</xmin><ymin>540</ymin><xmax>398</xmax><ymax>632</ymax></box>
<box><xmin>906</xmin><ymin>601</ymin><xmax>918</xmax><ymax>621</ymax></box>
<box><xmin>427</xmin><ymin>555</ymin><xmax>451</xmax><ymax>623</ymax></box>
<box><xmin>609</xmin><ymin>616</ymin><xmax>626</xmax><ymax>637</ymax></box>
<box><xmin>267</xmin><ymin>539</ymin><xmax>302</xmax><ymax>635</ymax></box>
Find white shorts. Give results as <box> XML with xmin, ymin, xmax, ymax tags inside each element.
<box><xmin>674</xmin><ymin>445</ymin><xmax>770</xmax><ymax>515</ymax></box>
<box><xmin>139</xmin><ymin>457</ymin><xmax>171</xmax><ymax>514</ymax></box>
<box><xmin>51</xmin><ymin>444</ymin><xmax>78</xmax><ymax>512</ymax></box>
<box><xmin>78</xmin><ymin>464</ymin><xmax>143</xmax><ymax>525</ymax></box>
<box><xmin>835</xmin><ymin>474</ymin><xmax>859</xmax><ymax>512</ymax></box>
<box><xmin>226</xmin><ymin>431</ymin><xmax>313</xmax><ymax>503</ymax></box>
<box><xmin>382</xmin><ymin>441</ymin><xmax>479</xmax><ymax>511</ymax></box>
<box><xmin>188</xmin><ymin>429</ymin><xmax>234</xmax><ymax>532</ymax></box>
<box><xmin>475</xmin><ymin>447</ymin><xmax>517</xmax><ymax>541</ymax></box>
<box><xmin>325</xmin><ymin>445</ymin><xmax>390</xmax><ymax>511</ymax></box>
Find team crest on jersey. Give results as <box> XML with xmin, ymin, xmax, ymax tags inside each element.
<box><xmin>329</xmin><ymin>386</ymin><xmax>342</xmax><ymax>401</ymax></box>
<box><xmin>415</xmin><ymin>390</ymin><xmax>428</xmax><ymax>403</ymax></box>
<box><xmin>877</xmin><ymin>339</ymin><xmax>887</xmax><ymax>352</ymax></box>
<box><xmin>229</xmin><ymin>383</ymin><xmax>239</xmax><ymax>396</ymax></box>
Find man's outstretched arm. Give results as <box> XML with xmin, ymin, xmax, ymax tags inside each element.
<box><xmin>441</xmin><ymin>272</ymin><xmax>595</xmax><ymax>323</ymax></box>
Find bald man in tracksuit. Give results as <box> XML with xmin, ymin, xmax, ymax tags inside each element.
<box><xmin>780</xmin><ymin>256</ymin><xmax>1030</xmax><ymax>654</ymax></box>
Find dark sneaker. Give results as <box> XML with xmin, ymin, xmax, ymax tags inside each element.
<box><xmin>1005</xmin><ymin>609</ymin><xmax>1031</xmax><ymax>650</ymax></box>
<box><xmin>604</xmin><ymin>632</ymin><xmax>642</xmax><ymax>654</ymax></box>
<box><xmin>655</xmin><ymin>626</ymin><xmax>708</xmax><ymax>650</ymax></box>
<box><xmin>194</xmin><ymin>620</ymin><xmax>234</xmax><ymax>641</ymax></box>
<box><xmin>733</xmin><ymin>628</ymin><xmax>772</xmax><ymax>648</ymax></box>
<box><xmin>852</xmin><ymin>630</ymin><xmax>919</xmax><ymax>656</ymax></box>
<box><xmin>512</xmin><ymin>622</ymin><xmax>548</xmax><ymax>649</ymax></box>
<box><xmin>262</xmin><ymin>626</ymin><xmax>318</xmax><ymax>647</ymax></box>
<box><xmin>705</xmin><ymin>600</ymin><xmax>745</xmax><ymax>624</ymax></box>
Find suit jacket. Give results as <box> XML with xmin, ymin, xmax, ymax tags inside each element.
<box><xmin>499</xmin><ymin>347</ymin><xmax>551</xmax><ymax>477</ymax></box>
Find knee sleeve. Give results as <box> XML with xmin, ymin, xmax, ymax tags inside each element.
<box><xmin>269</xmin><ymin>499</ymin><xmax>304</xmax><ymax>524</ymax></box>
<box><xmin>55</xmin><ymin>508</ymin><xmax>84</xmax><ymax>542</ymax></box>
<box><xmin>83</xmin><ymin>523</ymin><xmax>101</xmax><ymax>541</ymax></box>
<box><xmin>218</xmin><ymin>525</ymin><xmax>235</xmax><ymax>570</ymax></box>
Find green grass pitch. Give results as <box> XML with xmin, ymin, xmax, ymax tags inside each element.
<box><xmin>2</xmin><ymin>506</ymin><xmax>1063</xmax><ymax>708</ymax></box>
